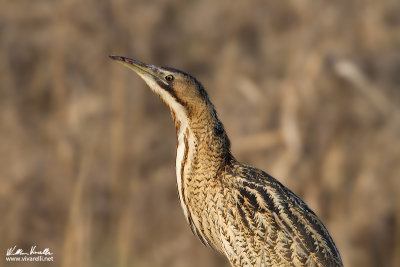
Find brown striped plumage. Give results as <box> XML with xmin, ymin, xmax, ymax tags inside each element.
<box><xmin>110</xmin><ymin>55</ymin><xmax>343</xmax><ymax>267</ymax></box>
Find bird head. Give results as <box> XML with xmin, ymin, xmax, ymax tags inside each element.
<box><xmin>110</xmin><ymin>55</ymin><xmax>231</xmax><ymax>162</ymax></box>
<box><xmin>109</xmin><ymin>55</ymin><xmax>210</xmax><ymax>124</ymax></box>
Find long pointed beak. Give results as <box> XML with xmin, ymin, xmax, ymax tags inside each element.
<box><xmin>109</xmin><ymin>55</ymin><xmax>163</xmax><ymax>81</ymax></box>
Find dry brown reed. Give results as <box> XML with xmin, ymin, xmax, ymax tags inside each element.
<box><xmin>1</xmin><ymin>0</ymin><xmax>399</xmax><ymax>266</ymax></box>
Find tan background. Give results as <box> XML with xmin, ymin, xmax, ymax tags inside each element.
<box><xmin>1</xmin><ymin>0</ymin><xmax>400</xmax><ymax>266</ymax></box>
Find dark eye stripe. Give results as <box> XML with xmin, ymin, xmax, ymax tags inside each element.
<box><xmin>156</xmin><ymin>80</ymin><xmax>186</xmax><ymax>107</ymax></box>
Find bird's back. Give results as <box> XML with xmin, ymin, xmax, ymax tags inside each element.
<box><xmin>208</xmin><ymin>162</ymin><xmax>343</xmax><ymax>267</ymax></box>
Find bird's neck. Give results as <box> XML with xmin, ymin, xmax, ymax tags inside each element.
<box><xmin>173</xmin><ymin>104</ymin><xmax>232</xmax><ymax>172</ymax></box>
<box><xmin>171</xmin><ymin>103</ymin><xmax>233</xmax><ymax>246</ymax></box>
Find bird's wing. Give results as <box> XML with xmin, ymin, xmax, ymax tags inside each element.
<box><xmin>225</xmin><ymin>166</ymin><xmax>343</xmax><ymax>267</ymax></box>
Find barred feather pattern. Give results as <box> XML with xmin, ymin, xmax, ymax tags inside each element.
<box><xmin>173</xmin><ymin>105</ymin><xmax>343</xmax><ymax>267</ymax></box>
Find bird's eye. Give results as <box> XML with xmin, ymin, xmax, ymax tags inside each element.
<box><xmin>165</xmin><ymin>75</ymin><xmax>174</xmax><ymax>82</ymax></box>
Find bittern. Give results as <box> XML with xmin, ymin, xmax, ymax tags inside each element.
<box><xmin>109</xmin><ymin>55</ymin><xmax>343</xmax><ymax>267</ymax></box>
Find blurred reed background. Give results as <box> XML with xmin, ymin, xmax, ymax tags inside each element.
<box><xmin>1</xmin><ymin>0</ymin><xmax>400</xmax><ymax>266</ymax></box>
